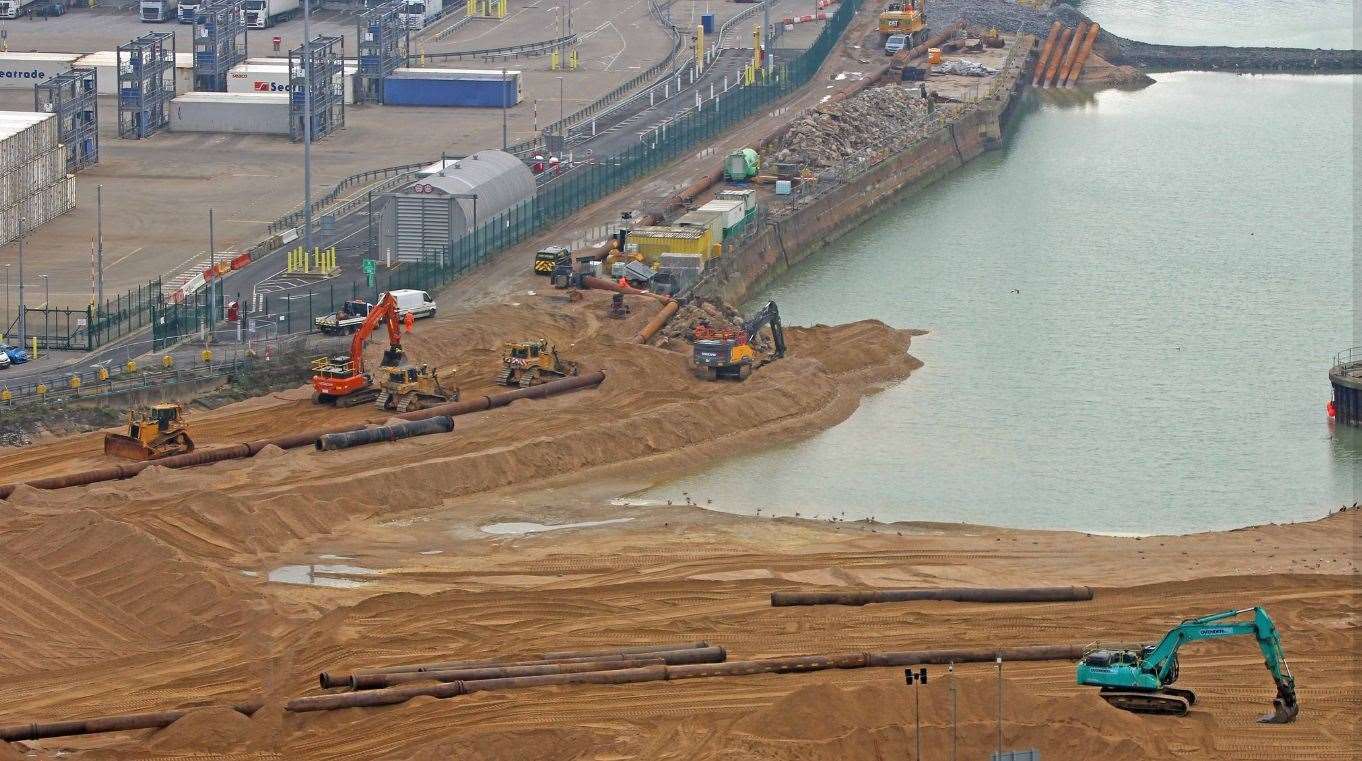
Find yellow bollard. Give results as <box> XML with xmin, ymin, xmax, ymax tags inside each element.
<box><xmin>550</xmin><ymin>50</ymin><xmax>559</xmax><ymax>70</ymax></box>
<box><xmin>68</xmin><ymin>374</ymin><xmax>80</xmax><ymax>390</ymax></box>
<box><xmin>124</xmin><ymin>359</ymin><xmax>137</xmax><ymax>374</ymax></box>
<box><xmin>35</xmin><ymin>383</ymin><xmax>46</xmax><ymax>397</ymax></box>
<box><xmin>201</xmin><ymin>349</ymin><xmax>213</xmax><ymax>364</ymax></box>
<box><xmin>162</xmin><ymin>354</ymin><xmax>174</xmax><ymax>368</ymax></box>
<box><xmin>30</xmin><ymin>336</ymin><xmax>37</xmax><ymax>360</ymax></box>
<box><xmin>0</xmin><ymin>388</ymin><xmax>10</xmax><ymax>404</ymax></box>
<box><xmin>97</xmin><ymin>366</ymin><xmax>110</xmax><ymax>382</ymax></box>
<box><xmin>569</xmin><ymin>48</ymin><xmax>579</xmax><ymax>70</ymax></box>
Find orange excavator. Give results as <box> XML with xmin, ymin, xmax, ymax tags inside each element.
<box><xmin>311</xmin><ymin>292</ymin><xmax>406</xmax><ymax>407</ymax></box>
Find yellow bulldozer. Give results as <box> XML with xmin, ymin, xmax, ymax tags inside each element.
<box><xmin>375</xmin><ymin>363</ymin><xmax>459</xmax><ymax>413</ymax></box>
<box><xmin>495</xmin><ymin>340</ymin><xmax>580</xmax><ymax>387</ymax></box>
<box><xmin>103</xmin><ymin>403</ymin><xmax>195</xmax><ymax>461</ymax></box>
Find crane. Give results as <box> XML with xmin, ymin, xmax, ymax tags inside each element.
<box><xmin>691</xmin><ymin>300</ymin><xmax>786</xmax><ymax>381</ymax></box>
<box><xmin>1076</xmin><ymin>607</ymin><xmax>1299</xmax><ymax>723</ymax></box>
<box><xmin>311</xmin><ymin>292</ymin><xmax>406</xmax><ymax>407</ymax></box>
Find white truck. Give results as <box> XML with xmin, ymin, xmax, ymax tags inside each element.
<box><xmin>177</xmin><ymin>0</ymin><xmax>201</xmax><ymax>23</ymax></box>
<box><xmin>243</xmin><ymin>0</ymin><xmax>297</xmax><ymax>28</ymax></box>
<box><xmin>140</xmin><ymin>0</ymin><xmax>176</xmax><ymax>22</ymax></box>
<box><xmin>0</xmin><ymin>0</ymin><xmax>38</xmax><ymax>17</ymax></box>
<box><xmin>314</xmin><ymin>290</ymin><xmax>437</xmax><ymax>334</ymax></box>
<box><xmin>399</xmin><ymin>0</ymin><xmax>442</xmax><ymax>30</ymax></box>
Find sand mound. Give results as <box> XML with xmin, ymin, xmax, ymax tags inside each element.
<box><xmin>255</xmin><ymin>443</ymin><xmax>288</xmax><ymax>459</ymax></box>
<box><xmin>147</xmin><ymin>706</ymin><xmax>254</xmax><ymax>753</ymax></box>
<box><xmin>0</xmin><ymin>742</ymin><xmax>26</xmax><ymax>761</ymax></box>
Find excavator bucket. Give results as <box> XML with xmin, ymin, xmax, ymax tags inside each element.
<box><xmin>1258</xmin><ymin>681</ymin><xmax>1299</xmax><ymax>724</ymax></box>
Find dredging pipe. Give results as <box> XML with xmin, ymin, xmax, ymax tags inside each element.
<box><xmin>1064</xmin><ymin>23</ymin><xmax>1101</xmax><ymax>87</ymax></box>
<box><xmin>289</xmin><ymin>644</ymin><xmax>1129</xmax><ymax>714</ymax></box>
<box><xmin>1032</xmin><ymin>21</ymin><xmax>1063</xmax><ymax>86</ymax></box>
<box><xmin>0</xmin><ymin>702</ymin><xmax>263</xmax><ymax>743</ymax></box>
<box><xmin>315</xmin><ymin>417</ymin><xmax>454</xmax><ymax>451</ymax></box>
<box><xmin>349</xmin><ymin>647</ymin><xmax>726</xmax><ymax>690</ymax></box>
<box><xmin>320</xmin><ymin>641</ymin><xmax>713</xmax><ymax>688</ymax></box>
<box><xmin>770</xmin><ymin>586</ymin><xmax>1094</xmax><ymax>607</ymax></box>
<box><xmin>0</xmin><ymin>373</ymin><xmax>606</xmax><ymax>499</ymax></box>
<box><xmin>579</xmin><ymin>276</ymin><xmax>679</xmax><ymax>344</ymax></box>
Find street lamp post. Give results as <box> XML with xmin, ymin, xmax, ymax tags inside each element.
<box><xmin>302</xmin><ymin>0</ymin><xmax>313</xmax><ymax>263</ymax></box>
<box><xmin>996</xmin><ymin>656</ymin><xmax>1004</xmax><ymax>759</ymax></box>
<box><xmin>16</xmin><ymin>215</ymin><xmax>23</xmax><ymax>342</ymax></box>
<box><xmin>96</xmin><ymin>183</ymin><xmax>103</xmax><ymax>314</ymax></box>
<box><xmin>3</xmin><ymin>264</ymin><xmax>8</xmax><ymax>334</ymax></box>
<box><xmin>208</xmin><ymin>207</ymin><xmax>216</xmax><ymax>340</ymax></box>
<box><xmin>40</xmin><ymin>273</ymin><xmax>47</xmax><ymax>343</ymax></box>
<box><xmin>501</xmin><ymin>67</ymin><xmax>508</xmax><ymax>149</ymax></box>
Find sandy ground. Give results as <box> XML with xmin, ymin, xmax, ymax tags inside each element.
<box><xmin>0</xmin><ymin>281</ymin><xmax>1357</xmax><ymax>760</ymax></box>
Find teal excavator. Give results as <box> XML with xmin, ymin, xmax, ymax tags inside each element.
<box><xmin>1076</xmin><ymin>607</ymin><xmax>1299</xmax><ymax>723</ymax></box>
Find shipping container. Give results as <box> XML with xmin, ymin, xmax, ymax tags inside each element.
<box><xmin>627</xmin><ymin>225</ymin><xmax>713</xmax><ymax>265</ymax></box>
<box><xmin>675</xmin><ymin>209</ymin><xmax>723</xmax><ymax>243</ymax></box>
<box><xmin>0</xmin><ymin>112</ymin><xmax>58</xmax><ymax>176</ymax></box>
<box><xmin>168</xmin><ymin>92</ymin><xmax>290</xmax><ymax>135</ymax></box>
<box><xmin>227</xmin><ymin>63</ymin><xmax>356</xmax><ymax>104</ymax></box>
<box><xmin>715</xmin><ymin>188</ymin><xmax>757</xmax><ymax>212</ymax></box>
<box><xmin>0</xmin><ymin>171</ymin><xmax>75</xmax><ymax>246</ymax></box>
<box><xmin>73</xmin><ymin>51</ymin><xmax>196</xmax><ymax>95</ymax></box>
<box><xmin>0</xmin><ymin>145</ymin><xmax>63</xmax><ymax>210</ymax></box>
<box><xmin>697</xmin><ymin>198</ymin><xmax>746</xmax><ymax>231</ymax></box>
<box><xmin>0</xmin><ymin>53</ymin><xmax>80</xmax><ymax>90</ymax></box>
<box><xmin>383</xmin><ymin>68</ymin><xmax>522</xmax><ymax>107</ymax></box>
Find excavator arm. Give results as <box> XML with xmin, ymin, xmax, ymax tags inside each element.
<box><xmin>744</xmin><ymin>301</ymin><xmax>786</xmax><ymax>359</ymax></box>
<box><xmin>347</xmin><ymin>292</ymin><xmax>403</xmax><ymax>375</ymax></box>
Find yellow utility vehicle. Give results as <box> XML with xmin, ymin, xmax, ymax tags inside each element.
<box><xmin>495</xmin><ymin>340</ymin><xmax>580</xmax><ymax>387</ymax></box>
<box><xmin>103</xmin><ymin>403</ymin><xmax>195</xmax><ymax>460</ymax></box>
<box><xmin>375</xmin><ymin>363</ymin><xmax>458</xmax><ymax>412</ymax></box>
<box><xmin>879</xmin><ymin>0</ymin><xmax>927</xmax><ymax>44</ymax></box>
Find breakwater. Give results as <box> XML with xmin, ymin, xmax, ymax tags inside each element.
<box><xmin>695</xmin><ymin>37</ymin><xmax>1033</xmax><ymax>306</ymax></box>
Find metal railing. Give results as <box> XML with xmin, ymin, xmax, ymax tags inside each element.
<box><xmin>414</xmin><ymin>33</ymin><xmax>578</xmax><ymax>62</ymax></box>
<box><xmin>1334</xmin><ymin>347</ymin><xmax>1362</xmax><ymax>370</ymax></box>
<box><xmin>268</xmin><ymin>160</ymin><xmax>434</xmax><ymax>234</ymax></box>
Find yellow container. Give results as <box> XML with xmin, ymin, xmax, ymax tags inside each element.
<box><xmin>628</xmin><ymin>225</ymin><xmax>714</xmax><ymax>265</ymax></box>
<box><xmin>928</xmin><ymin>47</ymin><xmax>942</xmax><ymax>64</ymax></box>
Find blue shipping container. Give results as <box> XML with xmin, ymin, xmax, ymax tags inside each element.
<box><xmin>383</xmin><ymin>76</ymin><xmax>520</xmax><ymax>107</ymax></box>
<box><xmin>701</xmin><ymin>12</ymin><xmax>714</xmax><ymax>32</ymax></box>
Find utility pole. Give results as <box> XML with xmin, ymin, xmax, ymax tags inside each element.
<box><xmin>302</xmin><ymin>0</ymin><xmax>313</xmax><ymax>265</ymax></box>
<box><xmin>501</xmin><ymin>67</ymin><xmax>508</xmax><ymax>149</ymax></box>
<box><xmin>208</xmin><ymin>207</ymin><xmax>215</xmax><ymax>338</ymax></box>
<box><xmin>3</xmin><ymin>264</ymin><xmax>8</xmax><ymax>333</ymax></box>
<box><xmin>949</xmin><ymin>662</ymin><xmax>957</xmax><ymax>761</ymax></box>
<box><xmin>557</xmin><ymin>76</ymin><xmax>565</xmax><ymax>136</ymax></box>
<box><xmin>996</xmin><ymin>656</ymin><xmax>1004</xmax><ymax>759</ymax></box>
<box><xmin>95</xmin><ymin>183</ymin><xmax>103</xmax><ymax>314</ymax></box>
<box><xmin>16</xmin><ymin>215</ymin><xmax>23</xmax><ymax>342</ymax></box>
<box><xmin>905</xmin><ymin>668</ymin><xmax>927</xmax><ymax>761</ymax></box>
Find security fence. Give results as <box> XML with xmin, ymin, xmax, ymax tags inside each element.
<box><xmin>3</xmin><ymin>277</ymin><xmax>164</xmax><ymax>352</ymax></box>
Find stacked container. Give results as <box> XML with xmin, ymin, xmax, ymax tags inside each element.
<box><xmin>696</xmin><ymin>199</ymin><xmax>749</xmax><ymax>240</ymax></box>
<box><xmin>0</xmin><ymin>112</ymin><xmax>75</xmax><ymax>245</ymax></box>
<box><xmin>71</xmin><ymin>51</ymin><xmax>196</xmax><ymax>95</ymax></box>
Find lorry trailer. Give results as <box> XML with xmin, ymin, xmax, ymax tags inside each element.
<box><xmin>399</xmin><ymin>0</ymin><xmax>443</xmax><ymax>29</ymax></box>
<box><xmin>227</xmin><ymin>63</ymin><xmax>357</xmax><ymax>104</ymax></box>
<box><xmin>141</xmin><ymin>0</ymin><xmax>176</xmax><ymax>22</ymax></box>
<box><xmin>0</xmin><ymin>0</ymin><xmax>37</xmax><ymax>17</ymax></box>
<box><xmin>383</xmin><ymin>68</ymin><xmax>522</xmax><ymax>107</ymax></box>
<box><xmin>243</xmin><ymin>0</ymin><xmax>297</xmax><ymax>28</ymax></box>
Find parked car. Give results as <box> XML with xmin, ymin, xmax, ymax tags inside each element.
<box><xmin>884</xmin><ymin>33</ymin><xmax>908</xmax><ymax>55</ymax></box>
<box><xmin>3</xmin><ymin>345</ymin><xmax>29</xmax><ymax>364</ymax></box>
<box><xmin>34</xmin><ymin>1</ymin><xmax>66</xmax><ymax>17</ymax></box>
<box><xmin>0</xmin><ymin>351</ymin><xmax>10</xmax><ymax>370</ymax></box>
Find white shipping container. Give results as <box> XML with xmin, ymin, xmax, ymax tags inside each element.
<box><xmin>675</xmin><ymin>209</ymin><xmax>724</xmax><ymax>243</ymax></box>
<box><xmin>0</xmin><ymin>53</ymin><xmax>80</xmax><ymax>90</ymax></box>
<box><xmin>0</xmin><ymin>172</ymin><xmax>76</xmax><ymax>247</ymax></box>
<box><xmin>697</xmin><ymin>198</ymin><xmax>745</xmax><ymax>229</ymax></box>
<box><xmin>227</xmin><ymin>62</ymin><xmax>356</xmax><ymax>104</ymax></box>
<box><xmin>168</xmin><ymin>92</ymin><xmax>290</xmax><ymax>135</ymax></box>
<box><xmin>0</xmin><ymin>112</ymin><xmax>58</xmax><ymax>176</ymax></box>
<box><xmin>73</xmin><ymin>51</ymin><xmax>196</xmax><ymax>96</ymax></box>
<box><xmin>716</xmin><ymin>188</ymin><xmax>757</xmax><ymax>212</ymax></box>
<box><xmin>0</xmin><ymin>145</ymin><xmax>63</xmax><ymax>210</ymax></box>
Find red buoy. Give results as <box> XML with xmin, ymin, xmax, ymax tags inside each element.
<box><xmin>1327</xmin><ymin>400</ymin><xmax>1337</xmax><ymax>418</ymax></box>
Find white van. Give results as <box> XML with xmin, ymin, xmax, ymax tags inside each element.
<box><xmin>387</xmin><ymin>289</ymin><xmax>437</xmax><ymax>320</ymax></box>
<box><xmin>884</xmin><ymin>34</ymin><xmax>908</xmax><ymax>55</ymax></box>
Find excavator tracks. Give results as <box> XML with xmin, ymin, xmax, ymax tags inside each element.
<box><xmin>1099</xmin><ymin>688</ymin><xmax>1191</xmax><ymax>716</ymax></box>
<box><xmin>374</xmin><ymin>391</ymin><xmax>391</xmax><ymax>410</ymax></box>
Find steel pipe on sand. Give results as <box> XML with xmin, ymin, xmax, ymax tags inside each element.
<box><xmin>350</xmin><ymin>657</ymin><xmax>670</xmax><ymax>690</ymax></box>
<box><xmin>1031</xmin><ymin>21</ymin><xmax>1063</xmax><ymax>86</ymax></box>
<box><xmin>1041</xmin><ymin>27</ymin><xmax>1075</xmax><ymax>88</ymax></box>
<box><xmin>325</xmin><ymin>645</ymin><xmax>725</xmax><ymax>688</ymax></box>
<box><xmin>770</xmin><ymin>586</ymin><xmax>1094</xmax><ymax>607</ymax></box>
<box><xmin>1053</xmin><ymin>22</ymin><xmax>1089</xmax><ymax>87</ymax></box>
<box><xmin>314</xmin><ymin>417</ymin><xmax>454</xmax><ymax>451</ymax></box>
<box><xmin>0</xmin><ymin>702</ymin><xmax>263</xmax><ymax>743</ymax></box>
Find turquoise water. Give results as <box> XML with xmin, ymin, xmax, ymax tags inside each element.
<box><xmin>642</xmin><ymin>73</ymin><xmax>1358</xmax><ymax>534</ymax></box>
<box><xmin>1076</xmin><ymin>0</ymin><xmax>1358</xmax><ymax>49</ymax></box>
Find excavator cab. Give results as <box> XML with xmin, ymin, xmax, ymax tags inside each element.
<box><xmin>692</xmin><ymin>301</ymin><xmax>786</xmax><ymax>381</ymax></box>
<box><xmin>103</xmin><ymin>403</ymin><xmax>195</xmax><ymax>461</ymax></box>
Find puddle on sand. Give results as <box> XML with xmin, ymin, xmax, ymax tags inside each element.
<box><xmin>480</xmin><ymin>518</ymin><xmax>634</xmax><ymax>536</ymax></box>
<box><xmin>418</xmin><ymin>550</ymin><xmax>443</xmax><ymax>555</ymax></box>
<box><xmin>318</xmin><ymin>554</ymin><xmax>354</xmax><ymax>560</ymax></box>
<box><xmin>267</xmin><ymin>563</ymin><xmax>376</xmax><ymax>588</ymax></box>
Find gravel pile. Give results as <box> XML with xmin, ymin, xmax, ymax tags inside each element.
<box><xmin>662</xmin><ymin>299</ymin><xmax>747</xmax><ymax>341</ymax></box>
<box><xmin>767</xmin><ymin>85</ymin><xmax>931</xmax><ymax>170</ymax></box>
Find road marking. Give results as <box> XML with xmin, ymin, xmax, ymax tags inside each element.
<box><xmin>105</xmin><ymin>247</ymin><xmax>144</xmax><ymax>270</ymax></box>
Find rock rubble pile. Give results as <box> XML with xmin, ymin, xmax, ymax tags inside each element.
<box><xmin>767</xmin><ymin>86</ymin><xmax>930</xmax><ymax>170</ymax></box>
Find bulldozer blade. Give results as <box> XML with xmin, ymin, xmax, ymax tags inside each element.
<box><xmin>103</xmin><ymin>433</ymin><xmax>157</xmax><ymax>461</ymax></box>
<box><xmin>1257</xmin><ymin>699</ymin><xmax>1299</xmax><ymax>724</ymax></box>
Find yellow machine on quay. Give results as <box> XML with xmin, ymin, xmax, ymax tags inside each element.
<box><xmin>103</xmin><ymin>403</ymin><xmax>195</xmax><ymax>460</ymax></box>
<box><xmin>879</xmin><ymin>0</ymin><xmax>927</xmax><ymax>44</ymax></box>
